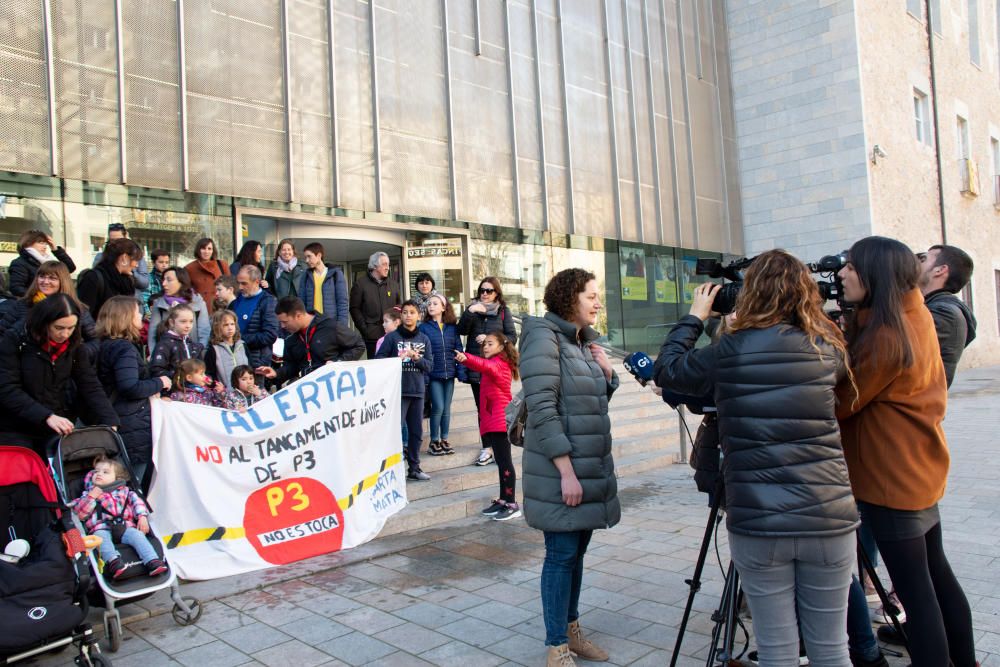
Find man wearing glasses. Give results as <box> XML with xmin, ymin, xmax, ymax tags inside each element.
<box><xmin>918</xmin><ymin>245</ymin><xmax>977</xmax><ymax>387</ymax></box>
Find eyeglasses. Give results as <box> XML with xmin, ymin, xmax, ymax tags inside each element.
<box><xmin>479</xmin><ymin>288</ymin><xmax>496</xmax><ymax>295</ymax></box>
<box><xmin>37</xmin><ymin>275</ymin><xmax>59</xmax><ymax>283</ymax></box>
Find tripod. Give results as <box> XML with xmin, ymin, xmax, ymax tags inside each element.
<box><xmin>671</xmin><ymin>477</ymin><xmax>744</xmax><ymax>667</ymax></box>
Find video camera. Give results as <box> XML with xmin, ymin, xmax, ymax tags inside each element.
<box><xmin>695</xmin><ymin>251</ymin><xmax>850</xmax><ymax>316</ymax></box>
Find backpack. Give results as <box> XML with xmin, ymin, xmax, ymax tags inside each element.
<box><xmin>505</xmin><ymin>389</ymin><xmax>527</xmax><ymax>447</ymax></box>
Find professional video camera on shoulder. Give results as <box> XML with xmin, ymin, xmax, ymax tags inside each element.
<box><xmin>695</xmin><ymin>251</ymin><xmax>850</xmax><ymax>316</ymax></box>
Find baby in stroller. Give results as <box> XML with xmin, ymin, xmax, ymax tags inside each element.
<box><xmin>70</xmin><ymin>456</ymin><xmax>167</xmax><ymax>580</ymax></box>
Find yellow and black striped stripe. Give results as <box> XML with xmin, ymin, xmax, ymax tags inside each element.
<box><xmin>162</xmin><ymin>452</ymin><xmax>403</xmax><ymax>550</ymax></box>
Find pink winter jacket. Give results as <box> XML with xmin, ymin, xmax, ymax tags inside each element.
<box><xmin>459</xmin><ymin>353</ymin><xmax>513</xmax><ymax>435</ymax></box>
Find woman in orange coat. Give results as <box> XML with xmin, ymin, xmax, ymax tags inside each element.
<box><xmin>183</xmin><ymin>238</ymin><xmax>229</xmax><ymax>314</ymax></box>
<box><xmin>836</xmin><ymin>236</ymin><xmax>975</xmax><ymax>667</ymax></box>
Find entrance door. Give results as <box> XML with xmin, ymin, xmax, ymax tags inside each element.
<box><xmin>240</xmin><ymin>212</ymin><xmax>471</xmax><ymax>316</ymax></box>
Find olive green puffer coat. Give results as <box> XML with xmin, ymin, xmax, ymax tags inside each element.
<box><xmin>519</xmin><ymin>312</ymin><xmax>620</xmax><ymax>532</ymax></box>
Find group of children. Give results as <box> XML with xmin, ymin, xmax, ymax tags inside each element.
<box><xmin>150</xmin><ymin>294</ymin><xmax>523</xmax><ymax>522</ymax></box>
<box><xmin>148</xmin><ymin>304</ymin><xmax>269</xmax><ymax>410</ymax></box>
<box><xmin>376</xmin><ymin>297</ymin><xmax>522</xmax><ymax>522</ymax></box>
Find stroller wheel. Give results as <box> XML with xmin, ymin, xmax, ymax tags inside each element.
<box><xmin>171</xmin><ymin>596</ymin><xmax>203</xmax><ymax>626</ymax></box>
<box><xmin>75</xmin><ymin>651</ymin><xmax>113</xmax><ymax>667</ymax></box>
<box><xmin>103</xmin><ymin>611</ymin><xmax>122</xmax><ymax>652</ymax></box>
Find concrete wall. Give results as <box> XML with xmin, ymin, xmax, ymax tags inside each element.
<box><xmin>857</xmin><ymin>0</ymin><xmax>1000</xmax><ymax>368</ymax></box>
<box><xmin>725</xmin><ymin>0</ymin><xmax>873</xmax><ymax>262</ymax></box>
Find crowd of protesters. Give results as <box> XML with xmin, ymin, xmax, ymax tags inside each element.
<box><xmin>0</xmin><ymin>224</ymin><xmax>981</xmax><ymax>666</ymax></box>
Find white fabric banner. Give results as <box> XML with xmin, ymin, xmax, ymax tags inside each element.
<box><xmin>148</xmin><ymin>359</ymin><xmax>406</xmax><ymax>580</ymax></box>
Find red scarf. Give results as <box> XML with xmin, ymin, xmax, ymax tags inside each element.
<box><xmin>41</xmin><ymin>339</ymin><xmax>70</xmax><ymax>363</ymax></box>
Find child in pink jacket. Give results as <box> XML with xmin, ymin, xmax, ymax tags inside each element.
<box><xmin>456</xmin><ymin>331</ymin><xmax>520</xmax><ymax>521</ymax></box>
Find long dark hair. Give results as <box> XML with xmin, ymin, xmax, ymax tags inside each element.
<box><xmin>845</xmin><ymin>236</ymin><xmax>920</xmax><ymax>368</ymax></box>
<box><xmin>235</xmin><ymin>240</ymin><xmax>263</xmax><ymax>270</ymax></box>
<box><xmin>26</xmin><ymin>293</ymin><xmax>82</xmax><ymax>350</ymax></box>
<box><xmin>477</xmin><ymin>276</ymin><xmax>506</xmax><ymax>309</ymax></box>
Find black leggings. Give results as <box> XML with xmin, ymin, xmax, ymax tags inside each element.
<box><xmin>483</xmin><ymin>431</ymin><xmax>515</xmax><ymax>503</ymax></box>
<box><xmin>875</xmin><ymin>522</ymin><xmax>976</xmax><ymax>667</ymax></box>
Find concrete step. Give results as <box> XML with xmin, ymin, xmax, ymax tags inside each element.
<box><xmin>406</xmin><ymin>431</ymin><xmax>674</xmax><ymax>501</ymax></box>
<box><xmin>415</xmin><ymin>412</ymin><xmax>678</xmax><ymax>473</ymax></box>
<box><xmin>380</xmin><ymin>447</ymin><xmax>677</xmax><ymax>537</ymax></box>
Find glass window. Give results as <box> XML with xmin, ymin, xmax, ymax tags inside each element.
<box><xmin>968</xmin><ymin>0</ymin><xmax>980</xmax><ymax>65</ymax></box>
<box><xmin>913</xmin><ymin>89</ymin><xmax>931</xmax><ymax>145</ymax></box>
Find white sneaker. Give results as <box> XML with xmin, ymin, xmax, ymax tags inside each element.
<box><xmin>475</xmin><ymin>449</ymin><xmax>494</xmax><ymax>466</ymax></box>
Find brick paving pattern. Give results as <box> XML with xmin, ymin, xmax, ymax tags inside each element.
<box><xmin>26</xmin><ymin>367</ymin><xmax>1000</xmax><ymax>666</ymax></box>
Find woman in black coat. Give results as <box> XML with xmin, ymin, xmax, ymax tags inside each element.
<box><xmin>457</xmin><ymin>276</ymin><xmax>517</xmax><ymax>465</ymax></box>
<box><xmin>77</xmin><ymin>238</ymin><xmax>142</xmax><ymax>319</ymax></box>
<box><xmin>95</xmin><ymin>296</ymin><xmax>172</xmax><ymax>491</ymax></box>
<box><xmin>0</xmin><ymin>294</ymin><xmax>119</xmax><ymax>456</ymax></box>
<box><xmin>7</xmin><ymin>229</ymin><xmax>76</xmax><ymax>297</ymax></box>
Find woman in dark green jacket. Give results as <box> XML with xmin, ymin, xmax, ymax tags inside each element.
<box><xmin>519</xmin><ymin>268</ymin><xmax>618</xmax><ymax>667</ymax></box>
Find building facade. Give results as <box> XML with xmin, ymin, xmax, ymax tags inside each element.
<box><xmin>727</xmin><ymin>0</ymin><xmax>1000</xmax><ymax>367</ymax></box>
<box><xmin>0</xmin><ymin>0</ymin><xmax>740</xmax><ymax>354</ymax></box>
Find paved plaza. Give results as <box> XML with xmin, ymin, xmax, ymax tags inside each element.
<box><xmin>28</xmin><ymin>367</ymin><xmax>1000</xmax><ymax>666</ymax></box>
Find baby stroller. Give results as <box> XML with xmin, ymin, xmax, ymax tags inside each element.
<box><xmin>50</xmin><ymin>427</ymin><xmax>202</xmax><ymax>652</ymax></box>
<box><xmin>0</xmin><ymin>446</ymin><xmax>108</xmax><ymax>666</ymax></box>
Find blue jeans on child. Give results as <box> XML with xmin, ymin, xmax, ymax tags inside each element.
<box><xmin>541</xmin><ymin>530</ymin><xmax>593</xmax><ymax>646</ymax></box>
<box><xmin>428</xmin><ymin>378</ymin><xmax>455</xmax><ymax>441</ymax></box>
<box><xmin>95</xmin><ymin>526</ymin><xmax>158</xmax><ymax>564</ymax></box>
<box><xmin>401</xmin><ymin>396</ymin><xmax>424</xmax><ymax>471</ymax></box>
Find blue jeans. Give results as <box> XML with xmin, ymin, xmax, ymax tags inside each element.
<box><xmin>400</xmin><ymin>396</ymin><xmax>424</xmax><ymax>471</ymax></box>
<box><xmin>729</xmin><ymin>531</ymin><xmax>853</xmax><ymax>666</ymax></box>
<box><xmin>541</xmin><ymin>530</ymin><xmax>593</xmax><ymax>646</ymax></box>
<box><xmin>95</xmin><ymin>526</ymin><xmax>159</xmax><ymax>564</ymax></box>
<box><xmin>846</xmin><ymin>575</ymin><xmax>880</xmax><ymax>661</ymax></box>
<box><xmin>428</xmin><ymin>378</ymin><xmax>455</xmax><ymax>441</ymax></box>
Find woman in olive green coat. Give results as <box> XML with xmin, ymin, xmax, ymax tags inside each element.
<box><xmin>519</xmin><ymin>268</ymin><xmax>619</xmax><ymax>667</ymax></box>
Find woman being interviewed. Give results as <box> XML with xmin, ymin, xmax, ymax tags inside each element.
<box><xmin>519</xmin><ymin>269</ymin><xmax>618</xmax><ymax>667</ymax></box>
<box><xmin>653</xmin><ymin>250</ymin><xmax>859</xmax><ymax>665</ymax></box>
<box><xmin>835</xmin><ymin>236</ymin><xmax>975</xmax><ymax>667</ymax></box>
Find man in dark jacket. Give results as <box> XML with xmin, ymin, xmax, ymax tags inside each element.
<box><xmin>256</xmin><ymin>297</ymin><xmax>365</xmax><ymax>386</ymax></box>
<box><xmin>350</xmin><ymin>251</ymin><xmax>401</xmax><ymax>358</ymax></box>
<box><xmin>918</xmin><ymin>244</ymin><xmax>977</xmax><ymax>387</ymax></box>
<box><xmin>232</xmin><ymin>266</ymin><xmax>279</xmax><ymax>372</ymax></box>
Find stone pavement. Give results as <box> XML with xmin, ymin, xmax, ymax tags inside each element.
<box><xmin>28</xmin><ymin>366</ymin><xmax>1000</xmax><ymax>666</ymax></box>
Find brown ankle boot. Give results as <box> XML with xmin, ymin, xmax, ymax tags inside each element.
<box><xmin>546</xmin><ymin>643</ymin><xmax>576</xmax><ymax>667</ymax></box>
<box><xmin>567</xmin><ymin>620</ymin><xmax>608</xmax><ymax>661</ymax></box>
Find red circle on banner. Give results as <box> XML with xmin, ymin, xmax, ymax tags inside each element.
<box><xmin>243</xmin><ymin>477</ymin><xmax>345</xmax><ymax>565</ymax></box>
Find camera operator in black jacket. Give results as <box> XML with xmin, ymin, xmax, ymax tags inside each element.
<box><xmin>653</xmin><ymin>250</ymin><xmax>859</xmax><ymax>666</ymax></box>
<box><xmin>917</xmin><ymin>244</ymin><xmax>976</xmax><ymax>387</ymax></box>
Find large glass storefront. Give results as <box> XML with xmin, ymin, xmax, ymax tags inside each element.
<box><xmin>1</xmin><ymin>173</ymin><xmax>719</xmax><ymax>355</ymax></box>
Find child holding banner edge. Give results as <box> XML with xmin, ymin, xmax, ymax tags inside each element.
<box><xmin>455</xmin><ymin>331</ymin><xmax>521</xmax><ymax>521</ymax></box>
<box><xmin>376</xmin><ymin>300</ymin><xmax>433</xmax><ymax>481</ymax></box>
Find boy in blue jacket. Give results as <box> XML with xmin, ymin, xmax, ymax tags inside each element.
<box><xmin>376</xmin><ymin>300</ymin><xmax>433</xmax><ymax>480</ymax></box>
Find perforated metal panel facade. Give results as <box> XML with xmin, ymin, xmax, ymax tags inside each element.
<box><xmin>0</xmin><ymin>1</ymin><xmax>50</xmax><ymax>175</ymax></box>
<box><xmin>123</xmin><ymin>0</ymin><xmax>182</xmax><ymax>190</ymax></box>
<box><xmin>2</xmin><ymin>0</ymin><xmax>739</xmax><ymax>253</ymax></box>
<box><xmin>51</xmin><ymin>0</ymin><xmax>120</xmax><ymax>183</ymax></box>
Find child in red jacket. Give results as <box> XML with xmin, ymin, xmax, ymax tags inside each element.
<box><xmin>455</xmin><ymin>332</ymin><xmax>520</xmax><ymax>521</ymax></box>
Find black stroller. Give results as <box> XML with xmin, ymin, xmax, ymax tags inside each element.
<box><xmin>50</xmin><ymin>427</ymin><xmax>202</xmax><ymax>653</ymax></box>
<box><xmin>0</xmin><ymin>445</ymin><xmax>109</xmax><ymax>666</ymax></box>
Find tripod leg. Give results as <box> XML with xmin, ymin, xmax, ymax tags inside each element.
<box><xmin>706</xmin><ymin>561</ymin><xmax>738</xmax><ymax>667</ymax></box>
<box><xmin>857</xmin><ymin>533</ymin><xmax>908</xmax><ymax>650</ymax></box>
<box><xmin>670</xmin><ymin>480</ymin><xmax>725</xmax><ymax>667</ymax></box>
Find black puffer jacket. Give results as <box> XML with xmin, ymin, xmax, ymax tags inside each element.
<box><xmin>275</xmin><ymin>314</ymin><xmax>366</xmax><ymax>384</ymax></box>
<box><xmin>0</xmin><ymin>298</ymin><xmax>100</xmax><ymax>361</ymax></box>
<box><xmin>97</xmin><ymin>338</ymin><xmax>163</xmax><ymax>465</ymax></box>
<box><xmin>0</xmin><ymin>329</ymin><xmax>119</xmax><ymax>446</ymax></box>
<box><xmin>653</xmin><ymin>315</ymin><xmax>859</xmax><ymax>538</ymax></box>
<box><xmin>924</xmin><ymin>290</ymin><xmax>977</xmax><ymax>388</ymax></box>
<box><xmin>519</xmin><ymin>313</ymin><xmax>620</xmax><ymax>533</ymax></box>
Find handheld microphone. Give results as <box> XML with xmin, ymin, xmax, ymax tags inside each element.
<box><xmin>623</xmin><ymin>351</ymin><xmax>654</xmax><ymax>386</ymax></box>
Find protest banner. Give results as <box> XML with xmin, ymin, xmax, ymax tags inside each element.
<box><xmin>147</xmin><ymin>359</ymin><xmax>405</xmax><ymax>580</ymax></box>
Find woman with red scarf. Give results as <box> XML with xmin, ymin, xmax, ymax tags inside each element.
<box><xmin>0</xmin><ymin>294</ymin><xmax>119</xmax><ymax>455</ymax></box>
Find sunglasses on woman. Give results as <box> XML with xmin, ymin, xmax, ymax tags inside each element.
<box><xmin>479</xmin><ymin>288</ymin><xmax>496</xmax><ymax>295</ymax></box>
